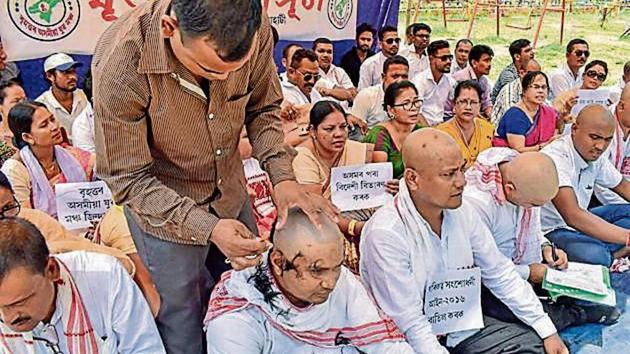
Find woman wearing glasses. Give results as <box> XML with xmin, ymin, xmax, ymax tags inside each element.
<box><xmin>493</xmin><ymin>71</ymin><xmax>560</xmax><ymax>152</ymax></box>
<box><xmin>436</xmin><ymin>80</ymin><xmax>493</xmax><ymax>169</ymax></box>
<box><xmin>292</xmin><ymin>100</ymin><xmax>396</xmax><ymax>273</ymax></box>
<box><xmin>364</xmin><ymin>80</ymin><xmax>424</xmax><ymax>179</ymax></box>
<box><xmin>580</xmin><ymin>60</ymin><xmax>609</xmax><ymax>92</ymax></box>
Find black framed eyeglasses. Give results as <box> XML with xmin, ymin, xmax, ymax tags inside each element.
<box><xmin>392</xmin><ymin>98</ymin><xmax>422</xmax><ymax>111</ymax></box>
<box><xmin>0</xmin><ymin>197</ymin><xmax>20</xmax><ymax>218</ymax></box>
<box><xmin>33</xmin><ymin>324</ymin><xmax>64</xmax><ymax>354</ymax></box>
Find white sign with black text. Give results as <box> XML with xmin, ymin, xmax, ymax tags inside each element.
<box><xmin>330</xmin><ymin>162</ymin><xmax>393</xmax><ymax>212</ymax></box>
<box><xmin>55</xmin><ymin>181</ymin><xmax>114</xmax><ymax>230</ymax></box>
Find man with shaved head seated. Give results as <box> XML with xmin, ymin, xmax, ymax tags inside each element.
<box><xmin>203</xmin><ymin>208</ymin><xmax>414</xmax><ymax>353</ymax></box>
<box><xmin>541</xmin><ymin>104</ymin><xmax>630</xmax><ymax>267</ymax></box>
<box><xmin>464</xmin><ymin>148</ymin><xmax>619</xmax><ymax>330</ymax></box>
<box><xmin>360</xmin><ymin>129</ymin><xmax>567</xmax><ymax>354</ymax></box>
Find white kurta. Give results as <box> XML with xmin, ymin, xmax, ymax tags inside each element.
<box><xmin>541</xmin><ymin>135</ymin><xmax>624</xmax><ymax>233</ymax></box>
<box><xmin>549</xmin><ymin>62</ymin><xmax>583</xmax><ymax>99</ymax></box>
<box><xmin>464</xmin><ymin>184</ymin><xmax>547</xmax><ymax>280</ymax></box>
<box><xmin>3</xmin><ymin>251</ymin><xmax>165</xmax><ymax>354</ymax></box>
<box><xmin>281</xmin><ymin>79</ymin><xmax>325</xmax><ymax>105</ymax></box>
<box><xmin>360</xmin><ymin>182</ymin><xmax>556</xmax><ymax>354</ymax></box>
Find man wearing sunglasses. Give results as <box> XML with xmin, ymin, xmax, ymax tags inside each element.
<box><xmin>399</xmin><ymin>23</ymin><xmax>432</xmax><ymax>80</ymax></box>
<box><xmin>550</xmin><ymin>38</ymin><xmax>590</xmax><ymax>99</ymax></box>
<box><xmin>358</xmin><ymin>25</ymin><xmax>401</xmax><ymax>90</ymax></box>
<box><xmin>0</xmin><ymin>218</ymin><xmax>166</xmax><ymax>353</ymax></box>
<box><xmin>412</xmin><ymin>40</ymin><xmax>455</xmax><ymax>126</ymax></box>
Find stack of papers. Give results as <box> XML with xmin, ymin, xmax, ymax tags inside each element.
<box><xmin>542</xmin><ymin>262</ymin><xmax>616</xmax><ymax>306</ymax></box>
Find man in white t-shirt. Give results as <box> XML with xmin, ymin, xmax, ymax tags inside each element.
<box><xmin>541</xmin><ymin>104</ymin><xmax>630</xmax><ymax>267</ymax></box>
<box><xmin>349</xmin><ymin>55</ymin><xmax>410</xmax><ymax>130</ymax></box>
<box><xmin>205</xmin><ymin>209</ymin><xmax>414</xmax><ymax>353</ymax></box>
<box><xmin>0</xmin><ymin>218</ymin><xmax>165</xmax><ymax>354</ymax></box>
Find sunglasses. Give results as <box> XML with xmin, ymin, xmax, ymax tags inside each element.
<box><xmin>433</xmin><ymin>54</ymin><xmax>454</xmax><ymax>62</ymax></box>
<box><xmin>297</xmin><ymin>70</ymin><xmax>320</xmax><ymax>82</ymax></box>
<box><xmin>384</xmin><ymin>38</ymin><xmax>401</xmax><ymax>45</ymax></box>
<box><xmin>585</xmin><ymin>70</ymin><xmax>606</xmax><ymax>82</ymax></box>
<box><xmin>573</xmin><ymin>50</ymin><xmax>590</xmax><ymax>58</ymax></box>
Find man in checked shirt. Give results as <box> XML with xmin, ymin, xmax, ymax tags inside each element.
<box><xmin>91</xmin><ymin>1</ymin><xmax>337</xmax><ymax>353</ymax></box>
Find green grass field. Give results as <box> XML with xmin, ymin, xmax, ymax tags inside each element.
<box><xmin>398</xmin><ymin>3</ymin><xmax>630</xmax><ymax>86</ymax></box>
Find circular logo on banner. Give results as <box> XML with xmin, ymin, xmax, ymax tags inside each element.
<box><xmin>8</xmin><ymin>0</ymin><xmax>81</xmax><ymax>42</ymax></box>
<box><xmin>327</xmin><ymin>0</ymin><xmax>353</xmax><ymax>30</ymax></box>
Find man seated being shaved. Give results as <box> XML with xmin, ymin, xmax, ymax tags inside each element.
<box><xmin>360</xmin><ymin>129</ymin><xmax>568</xmax><ymax>354</ymax></box>
<box><xmin>464</xmin><ymin>148</ymin><xmax>619</xmax><ymax>329</ymax></box>
<box><xmin>204</xmin><ymin>208</ymin><xmax>414</xmax><ymax>353</ymax></box>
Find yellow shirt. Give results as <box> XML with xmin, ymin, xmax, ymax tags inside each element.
<box><xmin>437</xmin><ymin>118</ymin><xmax>494</xmax><ymax>169</ymax></box>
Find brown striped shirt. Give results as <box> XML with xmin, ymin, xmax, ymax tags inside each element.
<box><xmin>91</xmin><ymin>0</ymin><xmax>294</xmax><ymax>245</ymax></box>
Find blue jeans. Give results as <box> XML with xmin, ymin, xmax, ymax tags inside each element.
<box><xmin>546</xmin><ymin>204</ymin><xmax>630</xmax><ymax>267</ymax></box>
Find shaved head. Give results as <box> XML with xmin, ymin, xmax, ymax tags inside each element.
<box><xmin>503</xmin><ymin>152</ymin><xmax>559</xmax><ymax>206</ymax></box>
<box><xmin>403</xmin><ymin>129</ymin><xmax>467</xmax><ymax>211</ymax></box>
<box><xmin>572</xmin><ymin>104</ymin><xmax>616</xmax><ymax>161</ymax></box>
<box><xmin>575</xmin><ymin>104</ymin><xmax>616</xmax><ymax>130</ymax></box>
<box><xmin>274</xmin><ymin>208</ymin><xmax>343</xmax><ymax>259</ymax></box>
<box><xmin>269</xmin><ymin>209</ymin><xmax>344</xmax><ymax>306</ymax></box>
<box><xmin>402</xmin><ymin>128</ymin><xmax>461</xmax><ymax>173</ymax></box>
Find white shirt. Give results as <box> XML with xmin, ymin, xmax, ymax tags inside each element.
<box><xmin>350</xmin><ymin>84</ymin><xmax>387</xmax><ymax>128</ymax></box>
<box><xmin>541</xmin><ymin>135</ymin><xmax>624</xmax><ymax>233</ymax></box>
<box><xmin>319</xmin><ymin>64</ymin><xmax>355</xmax><ymax>89</ymax></box>
<box><xmin>71</xmin><ymin>103</ymin><xmax>96</xmax><ymax>153</ymax></box>
<box><xmin>609</xmin><ymin>78</ymin><xmax>627</xmax><ymax>104</ymax></box>
<box><xmin>595</xmin><ymin>123</ymin><xmax>630</xmax><ymax>204</ymax></box>
<box><xmin>464</xmin><ymin>185</ymin><xmax>547</xmax><ymax>280</ymax></box>
<box><xmin>451</xmin><ymin>61</ymin><xmax>468</xmax><ymax>75</ymax></box>
<box><xmin>360</xmin><ymin>198</ymin><xmax>556</xmax><ymax>354</ymax></box>
<box><xmin>549</xmin><ymin>62</ymin><xmax>584</xmax><ymax>99</ymax></box>
<box><xmin>399</xmin><ymin>47</ymin><xmax>430</xmax><ymax>81</ymax></box>
<box><xmin>25</xmin><ymin>251</ymin><xmax>165</xmax><ymax>354</ymax></box>
<box><xmin>358</xmin><ymin>52</ymin><xmax>388</xmax><ymax>90</ymax></box>
<box><xmin>412</xmin><ymin>68</ymin><xmax>455</xmax><ymax>126</ymax></box>
<box><xmin>36</xmin><ymin>88</ymin><xmax>90</xmax><ymax>138</ymax></box>
<box><xmin>280</xmin><ymin>79</ymin><xmax>325</xmax><ymax>105</ymax></box>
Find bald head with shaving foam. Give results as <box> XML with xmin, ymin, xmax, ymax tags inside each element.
<box><xmin>269</xmin><ymin>208</ymin><xmax>344</xmax><ymax>306</ymax></box>
<box><xmin>501</xmin><ymin>152</ymin><xmax>559</xmax><ymax>208</ymax></box>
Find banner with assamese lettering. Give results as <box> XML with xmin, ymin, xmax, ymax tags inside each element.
<box><xmin>0</xmin><ymin>0</ymin><xmax>357</xmax><ymax>62</ymax></box>
<box><xmin>0</xmin><ymin>0</ymin><xmax>146</xmax><ymax>61</ymax></box>
<box><xmin>265</xmin><ymin>0</ymin><xmax>358</xmax><ymax>41</ymax></box>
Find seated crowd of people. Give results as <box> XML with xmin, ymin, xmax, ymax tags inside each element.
<box><xmin>0</xmin><ymin>12</ymin><xmax>629</xmax><ymax>354</ymax></box>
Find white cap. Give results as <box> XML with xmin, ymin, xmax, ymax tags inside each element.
<box><xmin>43</xmin><ymin>53</ymin><xmax>82</xmax><ymax>72</ymax></box>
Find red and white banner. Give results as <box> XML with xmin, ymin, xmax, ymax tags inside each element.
<box><xmin>0</xmin><ymin>0</ymin><xmax>358</xmax><ymax>61</ymax></box>
<box><xmin>265</xmin><ymin>0</ymin><xmax>358</xmax><ymax>41</ymax></box>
